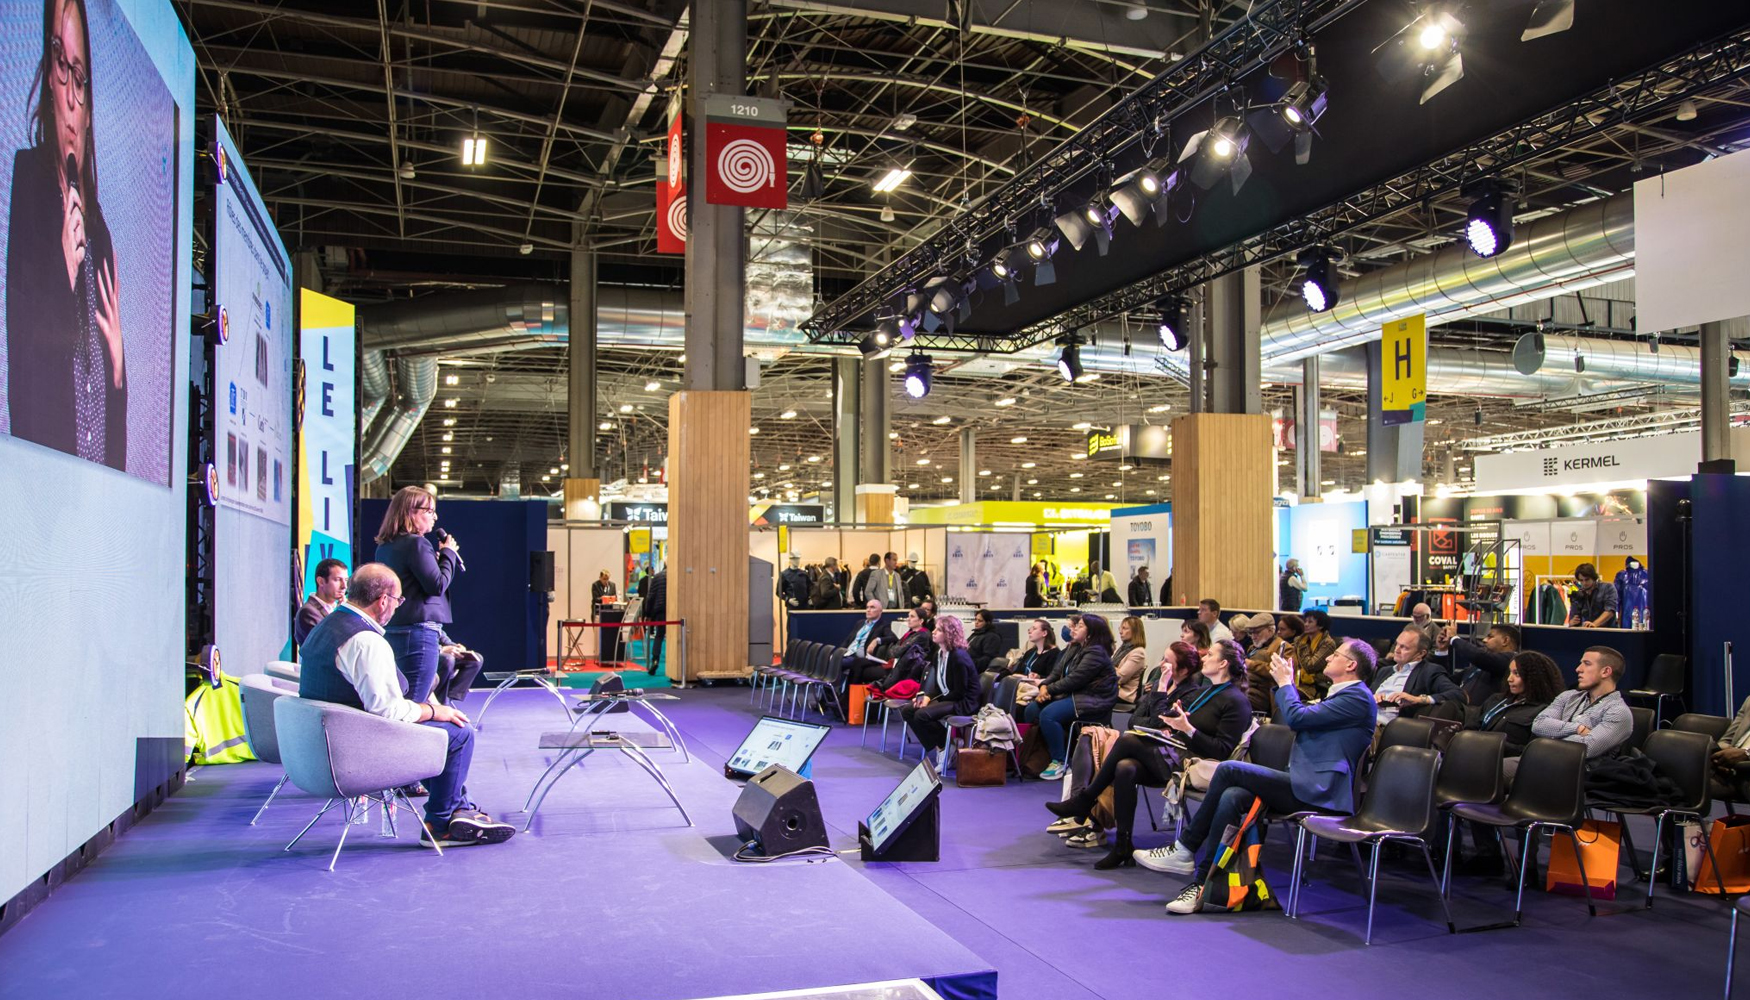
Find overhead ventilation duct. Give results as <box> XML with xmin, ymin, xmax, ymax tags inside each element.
<box><xmin>359</xmin><ymin>347</ymin><xmax>391</xmax><ymax>432</ymax></box>
<box><xmin>1259</xmin><ymin>193</ymin><xmax>1634</xmax><ymax>364</ymax></box>
<box><xmin>358</xmin><ymin>284</ymin><xmax>566</xmax><ymax>352</ymax></box>
<box><xmin>359</xmin><ymin>356</ymin><xmax>437</xmax><ymax>484</ymax></box>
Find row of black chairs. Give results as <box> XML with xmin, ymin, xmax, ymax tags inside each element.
<box><xmin>752</xmin><ymin>641</ymin><xmax>846</xmax><ymax>722</ymax></box>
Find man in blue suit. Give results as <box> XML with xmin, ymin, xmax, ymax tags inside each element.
<box><xmin>1136</xmin><ymin>636</ymin><xmax>1379</xmax><ymax>915</ymax></box>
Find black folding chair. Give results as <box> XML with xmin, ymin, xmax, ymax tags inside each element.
<box><xmin>1609</xmin><ymin>728</ymin><xmax>1726</xmax><ymax>907</ymax></box>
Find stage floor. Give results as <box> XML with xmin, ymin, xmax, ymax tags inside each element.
<box><xmin>1</xmin><ymin>684</ymin><xmax>1740</xmax><ymax>1000</ymax></box>
<box><xmin>0</xmin><ymin>688</ymin><xmax>992</xmax><ymax>1000</ymax></box>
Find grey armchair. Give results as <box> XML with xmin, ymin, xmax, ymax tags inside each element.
<box><xmin>265</xmin><ymin>660</ymin><xmax>301</xmax><ymax>686</ymax></box>
<box><xmin>239</xmin><ymin>674</ymin><xmax>293</xmax><ymax>826</ymax></box>
<box><xmin>272</xmin><ymin>697</ymin><xmax>448</xmax><ymax>870</ymax></box>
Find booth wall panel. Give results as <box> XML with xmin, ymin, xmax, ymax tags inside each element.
<box><xmin>667</xmin><ymin>392</ymin><xmax>751</xmax><ymax>678</ymax></box>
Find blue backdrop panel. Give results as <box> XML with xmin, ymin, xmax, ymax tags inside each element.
<box><xmin>358</xmin><ymin>498</ymin><xmax>547</xmax><ymax>679</ymax></box>
<box><xmin>1687</xmin><ymin>474</ymin><xmax>1750</xmax><ymax>716</ymax></box>
<box><xmin>1280</xmin><ymin>501</ymin><xmax>1370</xmax><ymax>609</ymax></box>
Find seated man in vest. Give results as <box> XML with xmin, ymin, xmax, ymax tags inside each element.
<box><xmin>299</xmin><ymin>563</ymin><xmax>515</xmax><ymax>847</ymax></box>
<box><xmin>1137</xmin><ymin>637</ymin><xmax>1378</xmax><ymax>915</ymax></box>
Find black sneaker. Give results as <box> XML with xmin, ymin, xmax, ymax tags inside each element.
<box><xmin>443</xmin><ymin>808</ymin><xmax>517</xmax><ymax>845</ymax></box>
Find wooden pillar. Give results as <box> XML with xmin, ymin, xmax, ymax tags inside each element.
<box><xmin>667</xmin><ymin>391</ymin><xmax>751</xmax><ymax>680</ymax></box>
<box><xmin>562</xmin><ymin>478</ymin><xmax>600</xmax><ymax>520</ymax></box>
<box><xmin>855</xmin><ymin>484</ymin><xmax>896</xmax><ymax>525</ymax></box>
<box><xmin>1169</xmin><ymin>413</ymin><xmax>1273</xmax><ymax>609</ymax></box>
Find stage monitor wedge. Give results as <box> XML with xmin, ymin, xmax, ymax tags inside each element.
<box><xmin>732</xmin><ymin>765</ymin><xmax>830</xmax><ymax>858</ymax></box>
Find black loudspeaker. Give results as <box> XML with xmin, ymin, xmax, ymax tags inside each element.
<box><xmin>529</xmin><ymin>551</ymin><xmax>555</xmax><ymax>592</ymax></box>
<box><xmin>590</xmin><ymin>671</ymin><xmax>630</xmax><ymax>713</ymax></box>
<box><xmin>732</xmin><ymin>765</ymin><xmax>830</xmax><ymax>857</ymax></box>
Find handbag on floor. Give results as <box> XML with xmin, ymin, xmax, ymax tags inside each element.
<box><xmin>1018</xmin><ymin>725</ymin><xmax>1052</xmax><ymax>778</ymax></box>
<box><xmin>955</xmin><ymin>747</ymin><xmax>1008</xmax><ymax>787</ymax></box>
<box><xmin>1694</xmin><ymin>816</ymin><xmax>1750</xmax><ymax>894</ymax></box>
<box><xmin>1546</xmin><ymin>818</ymin><xmax>1621</xmax><ymax>900</ymax></box>
<box><xmin>1197</xmin><ymin>797</ymin><xmax>1279</xmax><ymax>913</ymax></box>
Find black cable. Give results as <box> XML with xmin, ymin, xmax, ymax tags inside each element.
<box><xmin>731</xmin><ymin>840</ymin><xmax>838</xmax><ymax>863</ymax></box>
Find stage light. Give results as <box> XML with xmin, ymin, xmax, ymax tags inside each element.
<box><xmin>903</xmin><ymin>353</ymin><xmax>933</xmax><ymax>398</ymax></box>
<box><xmin>1522</xmin><ymin>0</ymin><xmax>1574</xmax><ymax>40</ymax></box>
<box><xmin>461</xmin><ymin>134</ymin><xmax>488</xmax><ymax>167</ymax></box>
<box><xmin>859</xmin><ymin>333</ymin><xmax>892</xmax><ymax>359</ymax></box>
<box><xmin>872</xmin><ymin>322</ymin><xmax>894</xmax><ymax>348</ymax></box>
<box><xmin>1109</xmin><ymin>156</ymin><xmax>1179</xmax><ymax>226</ymax></box>
<box><xmin>872</xmin><ymin>165</ymin><xmax>912</xmax><ymax>194</ymax></box>
<box><xmin>1376</xmin><ymin>10</ymin><xmax>1464</xmax><ymax>104</ymax></box>
<box><xmin>1182</xmin><ymin>117</ymin><xmax>1253</xmax><ymax>194</ymax></box>
<box><xmin>1464</xmin><ymin>182</ymin><xmax>1515</xmax><ymax>258</ymax></box>
<box><xmin>1156</xmin><ymin>296</ymin><xmax>1192</xmax><ymax>351</ymax></box>
<box><xmin>1023</xmin><ymin>227</ymin><xmax>1058</xmax><ymax>285</ymax></box>
<box><xmin>1056</xmin><ymin>338</ymin><xmax>1084</xmax><ymax>383</ymax></box>
<box><xmin>1298</xmin><ymin>247</ymin><xmax>1340</xmax><ymax>313</ymax></box>
<box><xmin>1250</xmin><ymin>75</ymin><xmax>1329</xmax><ymax>165</ymax></box>
<box><xmin>1054</xmin><ymin>201</ymin><xmax>1117</xmax><ymax>254</ymax></box>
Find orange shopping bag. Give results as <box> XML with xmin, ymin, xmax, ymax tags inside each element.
<box><xmin>1546</xmin><ymin>819</ymin><xmax>1620</xmax><ymax>900</ymax></box>
<box><xmin>846</xmin><ymin>684</ymin><xmax>869</xmax><ymax>726</ymax></box>
<box><xmin>1694</xmin><ymin>816</ymin><xmax>1750</xmax><ymax>894</ymax></box>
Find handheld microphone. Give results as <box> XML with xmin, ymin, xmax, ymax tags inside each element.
<box><xmin>64</xmin><ymin>152</ymin><xmax>78</xmax><ymax>188</ymax></box>
<box><xmin>432</xmin><ymin>528</ymin><xmax>450</xmax><ymax>544</ymax></box>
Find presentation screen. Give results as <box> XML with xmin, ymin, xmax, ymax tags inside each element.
<box><xmin>865</xmin><ymin>759</ymin><xmax>942</xmax><ymax>854</ymax></box>
<box><xmin>0</xmin><ymin>0</ymin><xmax>180</xmax><ymax>482</ymax></box>
<box><xmin>296</xmin><ymin>288</ymin><xmax>355</xmax><ymax>606</ymax></box>
<box><xmin>726</xmin><ymin>716</ymin><xmax>831</xmax><ymax>778</ymax></box>
<box><xmin>211</xmin><ymin>114</ymin><xmax>292</xmax><ymax>672</ymax></box>
<box><xmin>0</xmin><ymin>0</ymin><xmax>193</xmax><ymax>906</ymax></box>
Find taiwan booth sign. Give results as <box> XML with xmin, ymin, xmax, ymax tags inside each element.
<box><xmin>702</xmin><ymin>94</ymin><xmax>788</xmax><ymax>209</ymax></box>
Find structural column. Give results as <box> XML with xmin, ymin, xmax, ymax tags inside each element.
<box><xmin>854</xmin><ymin>358</ymin><xmax>892</xmax><ymax>524</ymax></box>
<box><xmin>1171</xmin><ymin>268</ymin><xmax>1271</xmax><ymax>609</ymax></box>
<box><xmin>958</xmin><ymin>428</ymin><xmax>976</xmax><ymax>504</ymax></box>
<box><xmin>1364</xmin><ymin>339</ymin><xmax>1425</xmax><ymax>484</ymax></box>
<box><xmin>832</xmin><ymin>357</ymin><xmax>860</xmax><ymax>522</ymax></box>
<box><xmin>564</xmin><ymin>242</ymin><xmax>600</xmax><ymax>519</ymax></box>
<box><xmin>1296</xmin><ymin>355</ymin><xmax>1321</xmax><ymax>500</ymax></box>
<box><xmin>667</xmin><ymin>0</ymin><xmax>750</xmax><ymax>680</ymax></box>
<box><xmin>1700</xmin><ymin>320</ymin><xmax>1733</xmax><ymax>469</ymax></box>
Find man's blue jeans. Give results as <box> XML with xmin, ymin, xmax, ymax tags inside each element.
<box><xmin>387</xmin><ymin>623</ymin><xmax>441</xmax><ymax>702</ymax></box>
<box><xmin>419</xmin><ymin>719</ymin><xmax>476</xmax><ymax>826</ymax></box>
<box><xmin>1178</xmin><ymin>761</ymin><xmax>1316</xmax><ymax>878</ymax></box>
<box><xmin>1023</xmin><ymin>696</ymin><xmax>1080</xmax><ymax>763</ymax></box>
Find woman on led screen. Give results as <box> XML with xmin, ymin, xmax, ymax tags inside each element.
<box><xmin>6</xmin><ymin>0</ymin><xmax>126</xmax><ymax>469</ymax></box>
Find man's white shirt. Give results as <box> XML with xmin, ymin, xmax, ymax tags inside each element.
<box><xmin>332</xmin><ymin>603</ymin><xmax>425</xmax><ymax>724</ymax></box>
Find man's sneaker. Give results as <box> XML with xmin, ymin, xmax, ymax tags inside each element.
<box><xmin>1039</xmin><ymin>761</ymin><xmax>1066</xmax><ymax>780</ymax></box>
<box><xmin>422</xmin><ymin>809</ymin><xmax>516</xmax><ymax>848</ymax></box>
<box><xmin>1065</xmin><ymin>829</ymin><xmax>1104</xmax><ymax>849</ymax></box>
<box><xmin>1134</xmin><ymin>842</ymin><xmax>1196</xmax><ymax>874</ymax></box>
<box><xmin>1165</xmin><ymin>883</ymin><xmax>1204</xmax><ymax>915</ymax></box>
<box><xmin>1046</xmin><ymin>816</ymin><xmax>1091</xmax><ymax>835</ymax></box>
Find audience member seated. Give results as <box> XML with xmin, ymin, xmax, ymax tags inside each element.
<box><xmin>1454</xmin><ymin>650</ymin><xmax>1565</xmax><ymax>873</ymax></box>
<box><xmin>1567</xmin><ymin>562</ymin><xmax>1619</xmax><ymax>628</ymax></box>
<box><xmin>1407</xmin><ymin>602</ymin><xmax>1440</xmax><ymax>650</ymax></box>
<box><xmin>298</xmin><ymin>564</ymin><xmax>514</xmax><ymax>847</ymax></box>
<box><xmin>867</xmin><ymin>607</ymin><xmax>934</xmax><ymax>698</ymax></box>
<box><xmin>1179</xmin><ymin>619</ymin><xmax>1212</xmax><ymax>652</ymax></box>
<box><xmin>1711</xmin><ymin>693</ymin><xmax>1750</xmax><ymax>802</ymax></box>
<box><xmin>1433</xmin><ymin>621</ymin><xmax>1520</xmax><ymax>705</ymax></box>
<box><xmin>1197</xmin><ymin>599</ymin><xmax>1233</xmax><ymax>643</ymax></box>
<box><xmin>295</xmin><ymin>558</ymin><xmax>350</xmax><ymax>645</ymax></box>
<box><xmin>1023</xmin><ymin>613</ymin><xmax>1119</xmax><ymax>780</ymax></box>
<box><xmin>1240</xmin><ymin>614</ymin><xmax>1285</xmax><ymax>714</ymax></box>
<box><xmin>1289</xmin><ymin>609</ymin><xmax>1338</xmax><ymax>699</ymax></box>
<box><xmin>433</xmin><ymin>627</ymin><xmax>484</xmax><ymax>706</ymax></box>
<box><xmin>967</xmin><ymin>610</ymin><xmax>1010</xmax><ymax>672</ymax></box>
<box><xmin>1112</xmin><ymin>616</ymin><xmax>1149</xmax><ymax>710</ymax></box>
<box><xmin>1372</xmin><ymin>627</ymin><xmax>1461</xmax><ymax>725</ymax></box>
<box><xmin>1527</xmin><ymin>645</ymin><xmax>1633</xmax><ymax>769</ymax></box>
<box><xmin>1141</xmin><ymin>637</ymin><xmax>1377</xmax><ymax>914</ymax></box>
<box><xmin>840</xmin><ymin>599</ymin><xmax>898</xmax><ymax>687</ymax></box>
<box><xmin>900</xmin><ymin>616</ymin><xmax>980</xmax><ymax>766</ymax></box>
<box><xmin>1048</xmin><ymin>639</ymin><xmax>1253</xmax><ymax>868</ymax></box>
<box><xmin>992</xmin><ymin>618</ymin><xmax>1060</xmax><ymax>716</ymax></box>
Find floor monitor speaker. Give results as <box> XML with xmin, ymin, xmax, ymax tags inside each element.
<box><xmin>732</xmin><ymin>765</ymin><xmax>829</xmax><ymax>857</ymax></box>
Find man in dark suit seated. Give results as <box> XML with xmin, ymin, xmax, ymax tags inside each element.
<box><xmin>294</xmin><ymin>558</ymin><xmax>349</xmax><ymax>645</ymax></box>
<box><xmin>840</xmin><ymin>599</ymin><xmax>898</xmax><ymax>687</ymax></box>
<box><xmin>1372</xmin><ymin>627</ymin><xmax>1462</xmax><ymax>724</ymax></box>
<box><xmin>433</xmin><ymin>627</ymin><xmax>485</xmax><ymax>706</ymax></box>
<box><xmin>1136</xmin><ymin>637</ymin><xmax>1379</xmax><ymax>915</ymax></box>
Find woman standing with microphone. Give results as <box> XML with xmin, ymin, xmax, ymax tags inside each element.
<box><xmin>375</xmin><ymin>486</ymin><xmax>463</xmax><ymax>701</ymax></box>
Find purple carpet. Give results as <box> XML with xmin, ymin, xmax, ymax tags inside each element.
<box><xmin>0</xmin><ymin>684</ymin><xmax>1737</xmax><ymax>999</ymax></box>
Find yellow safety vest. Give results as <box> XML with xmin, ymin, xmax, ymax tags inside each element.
<box><xmin>184</xmin><ymin>670</ymin><xmax>258</xmax><ymax>765</ymax></box>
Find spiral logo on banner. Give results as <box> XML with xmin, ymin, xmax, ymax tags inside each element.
<box><xmin>716</xmin><ymin>138</ymin><xmax>776</xmax><ymax>193</ymax></box>
<box><xmin>667</xmin><ymin>194</ymin><xmax>689</xmax><ymax>240</ymax></box>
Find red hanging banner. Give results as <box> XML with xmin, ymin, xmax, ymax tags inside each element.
<box><xmin>702</xmin><ymin>94</ymin><xmax>788</xmax><ymax>210</ymax></box>
<box><xmin>657</xmin><ymin>99</ymin><xmax>686</xmax><ymax>255</ymax></box>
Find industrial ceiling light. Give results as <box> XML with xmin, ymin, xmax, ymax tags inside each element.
<box><xmin>1156</xmin><ymin>295</ymin><xmax>1193</xmax><ymax>351</ymax></box>
<box><xmin>1297</xmin><ymin>247</ymin><xmax>1340</xmax><ymax>313</ymax></box>
<box><xmin>1181</xmin><ymin>116</ymin><xmax>1252</xmax><ymax>194</ymax></box>
<box><xmin>461</xmin><ymin>133</ymin><xmax>488</xmax><ymax>167</ymax></box>
<box><xmin>1376</xmin><ymin>10</ymin><xmax>1465</xmax><ymax>104</ymax></box>
<box><xmin>903</xmin><ymin>352</ymin><xmax>933</xmax><ymax>398</ymax></box>
<box><xmin>1108</xmin><ymin>156</ymin><xmax>1178</xmax><ymax>226</ymax></box>
<box><xmin>879</xmin><ymin>203</ymin><xmax>896</xmax><ymax>223</ymax></box>
<box><xmin>1055</xmin><ymin>336</ymin><xmax>1084</xmax><ymax>383</ymax></box>
<box><xmin>1463</xmin><ymin>180</ymin><xmax>1515</xmax><ymax>258</ymax></box>
<box><xmin>872</xmin><ymin>164</ymin><xmax>912</xmax><ymax>194</ymax></box>
<box><xmin>1676</xmin><ymin>100</ymin><xmax>1699</xmax><ymax>122</ymax></box>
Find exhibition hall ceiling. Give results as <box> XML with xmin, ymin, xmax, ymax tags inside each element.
<box><xmin>176</xmin><ymin>0</ymin><xmax>1750</xmax><ymax>503</ymax></box>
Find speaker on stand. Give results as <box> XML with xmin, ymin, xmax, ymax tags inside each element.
<box><xmin>530</xmin><ymin>551</ymin><xmax>554</xmax><ymax>669</ymax></box>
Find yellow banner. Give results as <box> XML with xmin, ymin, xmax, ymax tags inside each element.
<box><xmin>1380</xmin><ymin>314</ymin><xmax>1426</xmax><ymax>426</ymax></box>
<box><xmin>629</xmin><ymin>528</ymin><xmax>651</xmax><ymax>555</ymax></box>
